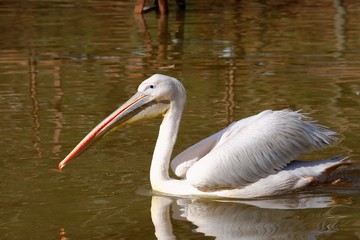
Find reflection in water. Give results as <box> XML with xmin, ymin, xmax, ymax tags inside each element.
<box><xmin>28</xmin><ymin>49</ymin><xmax>42</xmax><ymax>158</ymax></box>
<box><xmin>224</xmin><ymin>59</ymin><xmax>235</xmax><ymax>124</ymax></box>
<box><xmin>28</xmin><ymin>49</ymin><xmax>65</xmax><ymax>157</ymax></box>
<box><xmin>134</xmin><ymin>7</ymin><xmax>185</xmax><ymax>71</ymax></box>
<box><xmin>151</xmin><ymin>197</ymin><xmax>175</xmax><ymax>240</ymax></box>
<box><xmin>332</xmin><ymin>0</ymin><xmax>346</xmax><ymax>58</ymax></box>
<box><xmin>52</xmin><ymin>65</ymin><xmax>64</xmax><ymax>155</ymax></box>
<box><xmin>151</xmin><ymin>195</ymin><xmax>349</xmax><ymax>239</ymax></box>
<box><xmin>1</xmin><ymin>0</ymin><xmax>360</xmax><ymax>239</ymax></box>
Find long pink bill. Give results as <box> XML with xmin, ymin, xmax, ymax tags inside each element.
<box><xmin>58</xmin><ymin>92</ymin><xmax>150</xmax><ymax>170</ymax></box>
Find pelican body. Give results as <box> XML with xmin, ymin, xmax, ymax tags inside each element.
<box><xmin>58</xmin><ymin>74</ymin><xmax>350</xmax><ymax>198</ymax></box>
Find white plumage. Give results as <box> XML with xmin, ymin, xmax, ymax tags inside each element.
<box><xmin>58</xmin><ymin>74</ymin><xmax>350</xmax><ymax>198</ymax></box>
<box><xmin>173</xmin><ymin>110</ymin><xmax>336</xmax><ymax>191</ymax></box>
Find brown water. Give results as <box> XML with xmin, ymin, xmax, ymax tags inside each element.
<box><xmin>1</xmin><ymin>0</ymin><xmax>360</xmax><ymax>239</ymax></box>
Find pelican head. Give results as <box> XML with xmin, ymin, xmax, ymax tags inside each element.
<box><xmin>58</xmin><ymin>74</ymin><xmax>186</xmax><ymax>170</ymax></box>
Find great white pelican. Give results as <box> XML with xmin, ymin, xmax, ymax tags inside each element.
<box><xmin>58</xmin><ymin>74</ymin><xmax>350</xmax><ymax>198</ymax></box>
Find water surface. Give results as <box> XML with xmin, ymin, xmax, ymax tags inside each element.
<box><xmin>1</xmin><ymin>0</ymin><xmax>360</xmax><ymax>239</ymax></box>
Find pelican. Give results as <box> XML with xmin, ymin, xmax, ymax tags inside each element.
<box><xmin>58</xmin><ymin>74</ymin><xmax>350</xmax><ymax>198</ymax></box>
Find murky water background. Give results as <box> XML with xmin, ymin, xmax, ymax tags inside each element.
<box><xmin>1</xmin><ymin>0</ymin><xmax>360</xmax><ymax>239</ymax></box>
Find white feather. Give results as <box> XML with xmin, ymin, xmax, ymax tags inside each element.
<box><xmin>183</xmin><ymin>110</ymin><xmax>337</xmax><ymax>191</ymax></box>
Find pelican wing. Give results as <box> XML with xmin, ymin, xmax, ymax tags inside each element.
<box><xmin>182</xmin><ymin>110</ymin><xmax>337</xmax><ymax>191</ymax></box>
<box><xmin>171</xmin><ymin>111</ymin><xmax>269</xmax><ymax>177</ymax></box>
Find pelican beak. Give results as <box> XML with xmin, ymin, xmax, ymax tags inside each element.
<box><xmin>58</xmin><ymin>92</ymin><xmax>168</xmax><ymax>170</ymax></box>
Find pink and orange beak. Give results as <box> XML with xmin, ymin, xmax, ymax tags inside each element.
<box><xmin>58</xmin><ymin>92</ymin><xmax>155</xmax><ymax>170</ymax></box>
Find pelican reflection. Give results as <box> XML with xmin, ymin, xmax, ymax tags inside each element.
<box><xmin>150</xmin><ymin>195</ymin><xmax>349</xmax><ymax>239</ymax></box>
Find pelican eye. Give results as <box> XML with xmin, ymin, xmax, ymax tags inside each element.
<box><xmin>149</xmin><ymin>84</ymin><xmax>155</xmax><ymax>89</ymax></box>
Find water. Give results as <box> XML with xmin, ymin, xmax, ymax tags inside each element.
<box><xmin>1</xmin><ymin>0</ymin><xmax>360</xmax><ymax>239</ymax></box>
